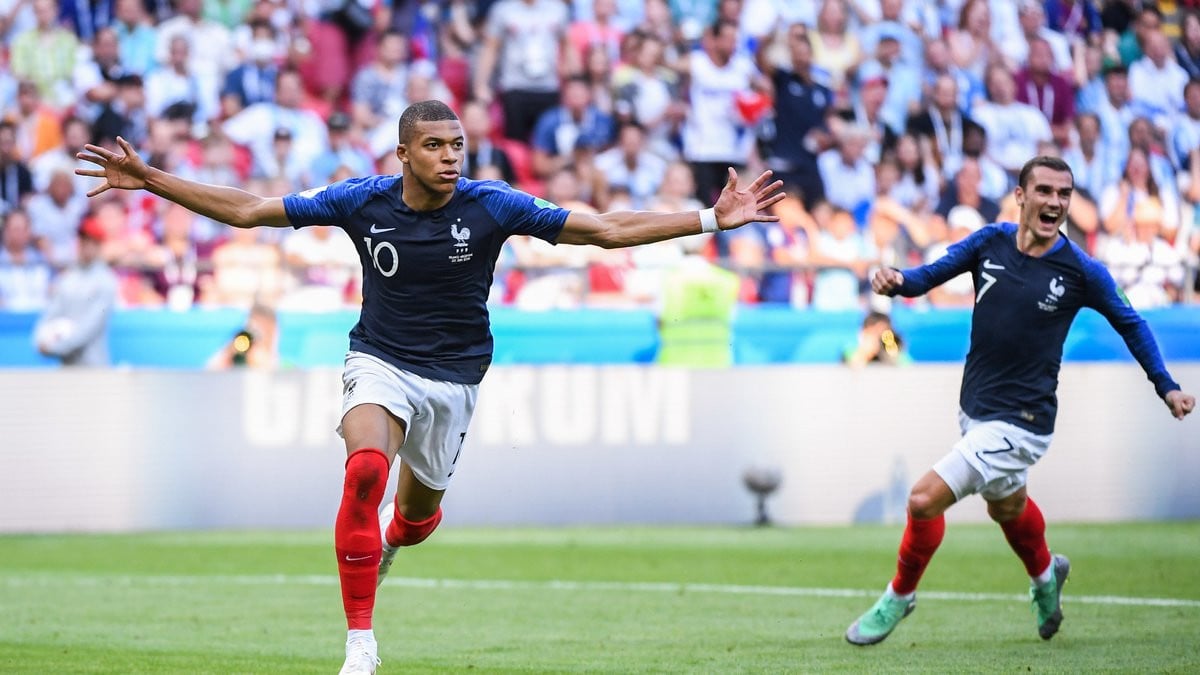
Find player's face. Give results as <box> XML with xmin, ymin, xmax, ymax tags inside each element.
<box><xmin>398</xmin><ymin>120</ymin><xmax>465</xmax><ymax>198</ymax></box>
<box><xmin>1016</xmin><ymin>166</ymin><xmax>1073</xmax><ymax>242</ymax></box>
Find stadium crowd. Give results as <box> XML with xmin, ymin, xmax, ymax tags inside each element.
<box><xmin>0</xmin><ymin>0</ymin><xmax>1198</xmax><ymax>315</ymax></box>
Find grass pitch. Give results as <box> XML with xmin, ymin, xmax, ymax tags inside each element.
<box><xmin>2</xmin><ymin>522</ymin><xmax>1198</xmax><ymax>673</ymax></box>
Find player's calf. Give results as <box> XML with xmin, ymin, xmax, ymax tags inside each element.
<box><xmin>377</xmin><ymin>502</ymin><xmax>443</xmax><ymax>587</ymax></box>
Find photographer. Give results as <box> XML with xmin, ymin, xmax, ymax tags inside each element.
<box><xmin>842</xmin><ymin>310</ymin><xmax>910</xmax><ymax>367</ymax></box>
<box><xmin>206</xmin><ymin>302</ymin><xmax>278</xmax><ymax>369</ymax></box>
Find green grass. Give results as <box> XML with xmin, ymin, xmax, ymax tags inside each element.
<box><xmin>2</xmin><ymin>523</ymin><xmax>1199</xmax><ymax>673</ymax></box>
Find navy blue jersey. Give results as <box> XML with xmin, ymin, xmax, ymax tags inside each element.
<box><xmin>896</xmin><ymin>223</ymin><xmax>1179</xmax><ymax>434</ymax></box>
<box><xmin>283</xmin><ymin>176</ymin><xmax>570</xmax><ymax>384</ymax></box>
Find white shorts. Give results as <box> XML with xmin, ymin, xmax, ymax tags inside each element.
<box><xmin>932</xmin><ymin>411</ymin><xmax>1053</xmax><ymax>501</ymax></box>
<box><xmin>338</xmin><ymin>351</ymin><xmax>478</xmax><ymax>491</ymax></box>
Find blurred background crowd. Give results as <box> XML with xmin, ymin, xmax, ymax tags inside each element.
<box><xmin>1</xmin><ymin>0</ymin><xmax>1199</xmax><ymax>317</ymax></box>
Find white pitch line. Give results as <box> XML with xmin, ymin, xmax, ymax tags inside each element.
<box><xmin>5</xmin><ymin>574</ymin><xmax>1200</xmax><ymax>609</ymax></box>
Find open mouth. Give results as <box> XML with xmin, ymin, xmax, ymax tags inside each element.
<box><xmin>1039</xmin><ymin>212</ymin><xmax>1060</xmax><ymax>225</ymax></box>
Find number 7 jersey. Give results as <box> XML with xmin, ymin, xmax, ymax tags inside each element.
<box><xmin>283</xmin><ymin>175</ymin><xmax>570</xmax><ymax>384</ymax></box>
<box><xmin>894</xmin><ymin>223</ymin><xmax>1179</xmax><ymax>434</ymax></box>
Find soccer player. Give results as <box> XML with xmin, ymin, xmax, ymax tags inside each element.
<box><xmin>75</xmin><ymin>100</ymin><xmax>784</xmax><ymax>674</ymax></box>
<box><xmin>845</xmin><ymin>155</ymin><xmax>1195</xmax><ymax>646</ymax></box>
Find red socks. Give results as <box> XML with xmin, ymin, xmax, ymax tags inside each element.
<box><xmin>999</xmin><ymin>497</ymin><xmax>1052</xmax><ymax>578</ymax></box>
<box><xmin>335</xmin><ymin>448</ymin><xmax>389</xmax><ymax>630</ymax></box>
<box><xmin>891</xmin><ymin>512</ymin><xmax>946</xmax><ymax>595</ymax></box>
<box><xmin>384</xmin><ymin>501</ymin><xmax>443</xmax><ymax>548</ymax></box>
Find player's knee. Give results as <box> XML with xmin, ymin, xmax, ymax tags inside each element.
<box><xmin>343</xmin><ymin>448</ymin><xmax>389</xmax><ymax>502</ymax></box>
<box><xmin>988</xmin><ymin>494</ymin><xmax>1027</xmax><ymax>523</ymax></box>
<box><xmin>907</xmin><ymin>491</ymin><xmax>942</xmax><ymax>520</ymax></box>
<box><xmin>392</xmin><ymin>507</ymin><xmax>443</xmax><ymax>546</ymax></box>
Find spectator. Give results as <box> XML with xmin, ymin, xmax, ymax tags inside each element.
<box><xmin>750</xmin><ymin>191</ymin><xmax>813</xmax><ymax>305</ymax></box>
<box><xmin>257</xmin><ymin>126</ymin><xmax>310</xmax><ymax>187</ymax></box>
<box><xmin>1128</xmin><ymin>31</ymin><xmax>1188</xmax><ymax>130</ymax></box>
<box><xmin>867</xmin><ymin>157</ymin><xmax>931</xmax><ymax>271</ymax></box>
<box><xmin>144</xmin><ymin>34</ymin><xmax>216</xmax><ymax>128</ymax></box>
<box><xmin>143</xmin><ymin>201</ymin><xmax>214</xmax><ymax>310</ymax></box>
<box><xmin>474</xmin><ymin>0</ymin><xmax>575</xmax><ymax>143</ymax></box>
<box><xmin>1100</xmin><ymin>146</ymin><xmax>1179</xmax><ymax>241</ymax></box>
<box><xmin>907</xmin><ymin>73</ymin><xmax>982</xmax><ymax>181</ymax></box>
<box><xmin>1002</xmin><ymin>0</ymin><xmax>1073</xmax><ymax>73</ymax></box>
<box><xmin>921</xmin><ymin>38</ymin><xmax>980</xmax><ymax>114</ymax></box>
<box><xmin>31</xmin><ymin>116</ymin><xmax>94</xmax><ymax>196</ymax></box>
<box><xmin>681</xmin><ymin>19</ymin><xmax>767</xmax><ymax>205</ymax></box>
<box><xmin>220</xmin><ymin>20</ymin><xmax>280</xmax><ymax>117</ymax></box>
<box><xmin>834</xmin><ymin>60</ymin><xmax>896</xmax><ymax>164</ymax></box>
<box><xmin>884</xmin><ymin>134</ymin><xmax>939</xmax><ymax>216</ymax></box>
<box><xmin>948</xmin><ymin>0</ymin><xmax>1001</xmax><ymax>84</ymax></box>
<box><xmin>808</xmin><ymin>203</ymin><xmax>876</xmax><ymax>310</ymax></box>
<box><xmin>971</xmin><ymin>63</ymin><xmax>1052</xmax><ymax>175</ymax></box>
<box><xmin>154</xmin><ymin>0</ymin><xmax>235</xmax><ymax>112</ymax></box>
<box><xmin>932</xmin><ymin>156</ymin><xmax>1001</xmax><ymax>232</ymax></box>
<box><xmin>9</xmin><ymin>0</ymin><xmax>80</xmax><ymax>109</ymax></box>
<box><xmin>1175</xmin><ymin>11</ymin><xmax>1200</xmax><ymax>81</ymax></box>
<box><xmin>610</xmin><ymin>32</ymin><xmax>683</xmax><ymax>161</ymax></box>
<box><xmin>0</xmin><ymin>120</ymin><xmax>35</xmax><ymax>214</ymax></box>
<box><xmin>27</xmin><ymin>167</ymin><xmax>89</xmax><ymax>268</ymax></box>
<box><xmin>861</xmin><ymin>34</ymin><xmax>923</xmax><ymax>139</ymax></box>
<box><xmin>1096</xmin><ymin>197</ymin><xmax>1186</xmax><ymax>309</ymax></box>
<box><xmin>111</xmin><ymin>0</ymin><xmax>158</xmax><ymax>76</ymax></box>
<box><xmin>222</xmin><ymin>69</ymin><xmax>329</xmax><ymax>178</ymax></box>
<box><xmin>810</xmin><ymin>0</ymin><xmax>862</xmax><ymax>101</ymax></box>
<box><xmin>593</xmin><ymin>122</ymin><xmax>667</xmax><ymax>211</ymax></box>
<box><xmin>530</xmin><ymin>75</ymin><xmax>614</xmax><ymax>180</ymax></box>
<box><xmin>1071</xmin><ymin>41</ymin><xmax>1106</xmax><ymax>116</ymax></box>
<box><xmin>176</xmin><ymin>133</ymin><xmax>245</xmax><ymax>243</ymax></box>
<box><xmin>72</xmin><ymin>27</ymin><xmax>128</xmax><ymax>125</ymax></box>
<box><xmin>91</xmin><ymin>74</ymin><xmax>149</xmax><ymax>150</ymax></box>
<box><xmin>1092</xmin><ymin>64</ymin><xmax>1136</xmax><ymax>158</ymax></box>
<box><xmin>310</xmin><ymin>112</ymin><xmax>374</xmax><ymax>185</ymax></box>
<box><xmin>568</xmin><ymin>0</ymin><xmax>624</xmax><ymax>65</ymax></box>
<box><xmin>1115</xmin><ymin>4</ymin><xmax>1161</xmax><ymax>67</ymax></box>
<box><xmin>817</xmin><ymin>124</ymin><xmax>875</xmax><ymax>216</ymax></box>
<box><xmin>460</xmin><ymin>99</ymin><xmax>515</xmax><ymax>185</ymax></box>
<box><xmin>350</xmin><ymin>31</ymin><xmax>419</xmax><ymax>135</ymax></box>
<box><xmin>206</xmin><ymin>223</ymin><xmax>283</xmax><ymax>308</ymax></box>
<box><xmin>32</xmin><ymin>217</ymin><xmax>118</xmax><ymax>366</ymax></box>
<box><xmin>1044</xmin><ymin>0</ymin><xmax>1103</xmax><ymax>47</ymax></box>
<box><xmin>10</xmin><ymin>80</ymin><xmax>63</xmax><ymax>163</ymax></box>
<box><xmin>757</xmin><ymin>21</ymin><xmax>834</xmax><ymax>209</ymax></box>
<box><xmin>0</xmin><ymin>208</ymin><xmax>51</xmax><ymax>310</ymax></box>
<box><xmin>1015</xmin><ymin>38</ymin><xmax>1077</xmax><ymax>148</ymax></box>
<box><xmin>581</xmin><ymin>42</ymin><xmax>616</xmax><ymax>117</ymax></box>
<box><xmin>859</xmin><ymin>0</ymin><xmax>924</xmax><ymax>69</ymax></box>
<box><xmin>279</xmin><ymin>222</ymin><xmax>361</xmax><ymax>311</ymax></box>
<box><xmin>1061</xmin><ymin>112</ymin><xmax>1117</xmax><ymax>211</ymax></box>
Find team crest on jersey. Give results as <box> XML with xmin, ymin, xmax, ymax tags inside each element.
<box><xmin>1038</xmin><ymin>276</ymin><xmax>1066</xmax><ymax>312</ymax></box>
<box><xmin>448</xmin><ymin>217</ymin><xmax>472</xmax><ymax>263</ymax></box>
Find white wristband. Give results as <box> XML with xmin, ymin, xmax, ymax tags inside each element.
<box><xmin>699</xmin><ymin>207</ymin><xmax>719</xmax><ymax>233</ymax></box>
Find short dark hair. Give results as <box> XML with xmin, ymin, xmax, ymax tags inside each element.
<box><xmin>398</xmin><ymin>100</ymin><xmax>459</xmax><ymax>144</ymax></box>
<box><xmin>1018</xmin><ymin>155</ymin><xmax>1073</xmax><ymax>189</ymax></box>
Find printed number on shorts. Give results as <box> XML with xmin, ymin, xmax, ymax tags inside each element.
<box><xmin>448</xmin><ymin>432</ymin><xmax>466</xmax><ymax>477</ymax></box>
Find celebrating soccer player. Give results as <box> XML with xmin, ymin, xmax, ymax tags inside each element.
<box><xmin>76</xmin><ymin>100</ymin><xmax>784</xmax><ymax>674</ymax></box>
<box><xmin>845</xmin><ymin>155</ymin><xmax>1195</xmax><ymax>646</ymax></box>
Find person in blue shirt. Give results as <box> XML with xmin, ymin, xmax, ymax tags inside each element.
<box><xmin>75</xmin><ymin>99</ymin><xmax>784</xmax><ymax>675</ymax></box>
<box><xmin>845</xmin><ymin>155</ymin><xmax>1195</xmax><ymax>648</ymax></box>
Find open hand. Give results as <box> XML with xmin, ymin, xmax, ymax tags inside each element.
<box><xmin>713</xmin><ymin>168</ymin><xmax>786</xmax><ymax>230</ymax></box>
<box><xmin>1165</xmin><ymin>390</ymin><xmax>1195</xmax><ymax>420</ymax></box>
<box><xmin>75</xmin><ymin>136</ymin><xmax>150</xmax><ymax>198</ymax></box>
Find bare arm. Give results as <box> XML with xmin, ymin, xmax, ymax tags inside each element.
<box><xmin>473</xmin><ymin>34</ymin><xmax>501</xmax><ymax>104</ymax></box>
<box><xmin>76</xmin><ymin>137</ymin><xmax>290</xmax><ymax>229</ymax></box>
<box><xmin>556</xmin><ymin>168</ymin><xmax>784</xmax><ymax>248</ymax></box>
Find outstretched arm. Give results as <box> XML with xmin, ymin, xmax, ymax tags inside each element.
<box><xmin>76</xmin><ymin>137</ymin><xmax>290</xmax><ymax>229</ymax></box>
<box><xmin>556</xmin><ymin>168</ymin><xmax>784</xmax><ymax>249</ymax></box>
